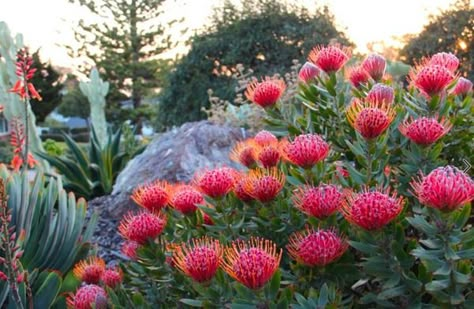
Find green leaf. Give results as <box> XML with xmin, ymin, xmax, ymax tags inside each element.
<box><xmin>425</xmin><ymin>279</ymin><xmax>450</xmax><ymax>292</ymax></box>
<box><xmin>180</xmin><ymin>299</ymin><xmax>203</xmax><ymax>307</ymax></box>
<box><xmin>406</xmin><ymin>216</ymin><xmax>438</xmax><ymax>235</ymax></box>
<box><xmin>33</xmin><ymin>272</ymin><xmax>62</xmax><ymax>309</ymax></box>
<box><xmin>348</xmin><ymin>241</ymin><xmax>377</xmax><ymax>255</ymax></box>
<box><xmin>266</xmin><ymin>270</ymin><xmax>281</xmax><ymax>300</ymax></box>
<box><xmin>456</xmin><ymin>248</ymin><xmax>474</xmax><ymax>259</ymax></box>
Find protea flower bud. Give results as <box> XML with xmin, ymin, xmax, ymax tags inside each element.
<box><xmin>308</xmin><ymin>45</ymin><xmax>351</xmax><ymax>73</ymax></box>
<box><xmin>121</xmin><ymin>241</ymin><xmax>139</xmax><ymax>260</ymax></box>
<box><xmin>342</xmin><ymin>187</ymin><xmax>404</xmax><ymax>230</ymax></box>
<box><xmin>346</xmin><ymin>99</ymin><xmax>395</xmax><ymax>139</ymax></box>
<box><xmin>366</xmin><ymin>83</ymin><xmax>394</xmax><ymax>105</ymax></box>
<box><xmin>131</xmin><ymin>180</ymin><xmax>171</xmax><ymax>212</ymax></box>
<box><xmin>409</xmin><ymin>65</ymin><xmax>455</xmax><ymax>97</ymax></box>
<box><xmin>281</xmin><ymin>134</ymin><xmax>330</xmax><ymax>168</ymax></box>
<box><xmin>73</xmin><ymin>257</ymin><xmax>106</xmax><ymax>284</ymax></box>
<box><xmin>222</xmin><ymin>237</ymin><xmax>282</xmax><ymax>290</ymax></box>
<box><xmin>101</xmin><ymin>267</ymin><xmax>123</xmax><ymax>288</ymax></box>
<box><xmin>287</xmin><ymin>227</ymin><xmax>348</xmax><ymax>266</ymax></box>
<box><xmin>194</xmin><ymin>167</ymin><xmax>237</xmax><ymax>199</ymax></box>
<box><xmin>245</xmin><ymin>77</ymin><xmax>286</xmax><ymax>108</ymax></box>
<box><xmin>118</xmin><ymin>211</ymin><xmax>167</xmax><ymax>244</ymax></box>
<box><xmin>254</xmin><ymin>130</ymin><xmax>278</xmax><ymax>146</ymax></box>
<box><xmin>255</xmin><ymin>142</ymin><xmax>281</xmax><ymax>168</ymax></box>
<box><xmin>170</xmin><ymin>185</ymin><xmax>205</xmax><ymax>214</ymax></box>
<box><xmin>244</xmin><ymin>168</ymin><xmax>285</xmax><ymax>203</ymax></box>
<box><xmin>428</xmin><ymin>52</ymin><xmax>459</xmax><ymax>73</ymax></box>
<box><xmin>230</xmin><ymin>140</ymin><xmax>257</xmax><ymax>168</ymax></box>
<box><xmin>233</xmin><ymin>175</ymin><xmax>254</xmax><ymax>202</ymax></box>
<box><xmin>399</xmin><ymin>117</ymin><xmax>452</xmax><ymax>145</ymax></box>
<box><xmin>292</xmin><ymin>184</ymin><xmax>343</xmax><ymax>219</ymax></box>
<box><xmin>347</xmin><ymin>66</ymin><xmax>370</xmax><ymax>88</ymax></box>
<box><xmin>411</xmin><ymin>166</ymin><xmax>474</xmax><ymax>211</ymax></box>
<box><xmin>298</xmin><ymin>61</ymin><xmax>320</xmax><ymax>83</ymax></box>
<box><xmin>173</xmin><ymin>237</ymin><xmax>223</xmax><ymax>283</ymax></box>
<box><xmin>361</xmin><ymin>53</ymin><xmax>386</xmax><ymax>81</ymax></box>
<box><xmin>67</xmin><ymin>284</ymin><xmax>107</xmax><ymax>309</ymax></box>
<box><xmin>452</xmin><ymin>77</ymin><xmax>473</xmax><ymax>97</ymax></box>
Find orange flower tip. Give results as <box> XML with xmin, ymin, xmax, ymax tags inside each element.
<box><xmin>230</xmin><ymin>140</ymin><xmax>257</xmax><ymax>168</ymax></box>
<box><xmin>411</xmin><ymin>166</ymin><xmax>474</xmax><ymax>212</ymax></box>
<box><xmin>282</xmin><ymin>133</ymin><xmax>329</xmax><ymax>168</ymax></box>
<box><xmin>361</xmin><ymin>53</ymin><xmax>386</xmax><ymax>81</ymax></box>
<box><xmin>194</xmin><ymin>167</ymin><xmax>237</xmax><ymax>198</ymax></box>
<box><xmin>308</xmin><ymin>44</ymin><xmax>351</xmax><ymax>74</ymax></box>
<box><xmin>67</xmin><ymin>284</ymin><xmax>107</xmax><ymax>309</ymax></box>
<box><xmin>131</xmin><ymin>180</ymin><xmax>171</xmax><ymax>212</ymax></box>
<box><xmin>287</xmin><ymin>228</ymin><xmax>348</xmax><ymax>266</ymax></box>
<box><xmin>243</xmin><ymin>168</ymin><xmax>285</xmax><ymax>203</ymax></box>
<box><xmin>245</xmin><ymin>77</ymin><xmax>286</xmax><ymax>108</ymax></box>
<box><xmin>292</xmin><ymin>184</ymin><xmax>343</xmax><ymax>219</ymax></box>
<box><xmin>118</xmin><ymin>211</ymin><xmax>167</xmax><ymax>244</ymax></box>
<box><xmin>233</xmin><ymin>175</ymin><xmax>254</xmax><ymax>202</ymax></box>
<box><xmin>73</xmin><ymin>257</ymin><xmax>106</xmax><ymax>284</ymax></box>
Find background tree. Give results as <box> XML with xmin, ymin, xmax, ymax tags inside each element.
<box><xmin>57</xmin><ymin>88</ymin><xmax>90</xmax><ymax>122</ymax></box>
<box><xmin>400</xmin><ymin>0</ymin><xmax>473</xmax><ymax>79</ymax></box>
<box><xmin>68</xmin><ymin>0</ymin><xmax>174</xmax><ymax>123</ymax></box>
<box><xmin>29</xmin><ymin>50</ymin><xmax>63</xmax><ymax>123</ymax></box>
<box><xmin>156</xmin><ymin>0</ymin><xmax>351</xmax><ymax>130</ymax></box>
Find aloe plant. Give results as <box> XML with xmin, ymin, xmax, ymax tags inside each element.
<box><xmin>37</xmin><ymin>126</ymin><xmax>129</xmax><ymax>199</ymax></box>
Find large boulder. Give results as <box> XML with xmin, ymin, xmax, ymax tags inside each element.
<box><xmin>90</xmin><ymin>121</ymin><xmax>246</xmax><ymax>220</ymax></box>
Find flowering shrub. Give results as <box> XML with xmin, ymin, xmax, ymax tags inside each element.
<box><xmin>68</xmin><ymin>47</ymin><xmax>474</xmax><ymax>308</ymax></box>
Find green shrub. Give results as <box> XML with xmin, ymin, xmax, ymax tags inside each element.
<box><xmin>42</xmin><ymin>139</ymin><xmax>65</xmax><ymax>156</ymax></box>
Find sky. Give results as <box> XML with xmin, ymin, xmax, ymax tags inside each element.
<box><xmin>0</xmin><ymin>0</ymin><xmax>463</xmax><ymax>68</ymax></box>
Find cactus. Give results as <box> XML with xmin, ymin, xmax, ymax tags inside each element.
<box><xmin>79</xmin><ymin>68</ymin><xmax>109</xmax><ymax>146</ymax></box>
<box><xmin>0</xmin><ymin>22</ymin><xmax>45</xmax><ymax>163</ymax></box>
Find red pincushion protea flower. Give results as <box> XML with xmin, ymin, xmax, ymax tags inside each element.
<box><xmin>409</xmin><ymin>65</ymin><xmax>455</xmax><ymax>97</ymax></box>
<box><xmin>428</xmin><ymin>52</ymin><xmax>459</xmax><ymax>73</ymax></box>
<box><xmin>222</xmin><ymin>237</ymin><xmax>282</xmax><ymax>290</ymax></box>
<box><xmin>366</xmin><ymin>83</ymin><xmax>394</xmax><ymax>105</ymax></box>
<box><xmin>255</xmin><ymin>142</ymin><xmax>281</xmax><ymax>168</ymax></box>
<box><xmin>233</xmin><ymin>175</ymin><xmax>254</xmax><ymax>202</ymax></box>
<box><xmin>411</xmin><ymin>166</ymin><xmax>474</xmax><ymax>211</ymax></box>
<box><xmin>287</xmin><ymin>227</ymin><xmax>348</xmax><ymax>266</ymax></box>
<box><xmin>73</xmin><ymin>257</ymin><xmax>106</xmax><ymax>284</ymax></box>
<box><xmin>230</xmin><ymin>140</ymin><xmax>257</xmax><ymax>168</ymax></box>
<box><xmin>308</xmin><ymin>45</ymin><xmax>351</xmax><ymax>73</ymax></box>
<box><xmin>245</xmin><ymin>77</ymin><xmax>286</xmax><ymax>108</ymax></box>
<box><xmin>121</xmin><ymin>241</ymin><xmax>139</xmax><ymax>260</ymax></box>
<box><xmin>173</xmin><ymin>237</ymin><xmax>223</xmax><ymax>283</ymax></box>
<box><xmin>254</xmin><ymin>130</ymin><xmax>278</xmax><ymax>146</ymax></box>
<box><xmin>342</xmin><ymin>187</ymin><xmax>404</xmax><ymax>230</ymax></box>
<box><xmin>399</xmin><ymin>117</ymin><xmax>452</xmax><ymax>145</ymax></box>
<box><xmin>292</xmin><ymin>184</ymin><xmax>343</xmax><ymax>219</ymax></box>
<box><xmin>335</xmin><ymin>161</ymin><xmax>350</xmax><ymax>178</ymax></box>
<box><xmin>346</xmin><ymin>99</ymin><xmax>395</xmax><ymax>139</ymax></box>
<box><xmin>118</xmin><ymin>211</ymin><xmax>167</xmax><ymax>244</ymax></box>
<box><xmin>452</xmin><ymin>77</ymin><xmax>473</xmax><ymax>97</ymax></box>
<box><xmin>361</xmin><ymin>54</ymin><xmax>386</xmax><ymax>81</ymax></box>
<box><xmin>131</xmin><ymin>180</ymin><xmax>171</xmax><ymax>212</ymax></box>
<box><xmin>170</xmin><ymin>185</ymin><xmax>204</xmax><ymax>214</ymax></box>
<box><xmin>195</xmin><ymin>167</ymin><xmax>237</xmax><ymax>198</ymax></box>
<box><xmin>243</xmin><ymin>168</ymin><xmax>285</xmax><ymax>203</ymax></box>
<box><xmin>347</xmin><ymin>66</ymin><xmax>370</xmax><ymax>88</ymax></box>
<box><xmin>298</xmin><ymin>61</ymin><xmax>320</xmax><ymax>83</ymax></box>
<box><xmin>101</xmin><ymin>267</ymin><xmax>123</xmax><ymax>288</ymax></box>
<box><xmin>282</xmin><ymin>134</ymin><xmax>330</xmax><ymax>168</ymax></box>
<box><xmin>67</xmin><ymin>284</ymin><xmax>107</xmax><ymax>309</ymax></box>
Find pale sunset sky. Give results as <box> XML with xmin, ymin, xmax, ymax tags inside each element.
<box><xmin>0</xmin><ymin>0</ymin><xmax>465</xmax><ymax>68</ymax></box>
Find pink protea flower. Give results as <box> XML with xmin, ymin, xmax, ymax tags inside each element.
<box><xmin>399</xmin><ymin>117</ymin><xmax>452</xmax><ymax>145</ymax></box>
<box><xmin>347</xmin><ymin>66</ymin><xmax>370</xmax><ymax>88</ymax></box>
<box><xmin>195</xmin><ymin>167</ymin><xmax>237</xmax><ymax>198</ymax></box>
<box><xmin>292</xmin><ymin>184</ymin><xmax>343</xmax><ymax>219</ymax></box>
<box><xmin>335</xmin><ymin>161</ymin><xmax>350</xmax><ymax>178</ymax></box>
<box><xmin>366</xmin><ymin>83</ymin><xmax>394</xmax><ymax>105</ymax></box>
<box><xmin>255</xmin><ymin>142</ymin><xmax>281</xmax><ymax>168</ymax></box>
<box><xmin>121</xmin><ymin>241</ymin><xmax>140</xmax><ymax>260</ymax></box>
<box><xmin>287</xmin><ymin>227</ymin><xmax>348</xmax><ymax>267</ymax></box>
<box><xmin>409</xmin><ymin>65</ymin><xmax>455</xmax><ymax>97</ymax></box>
<box><xmin>308</xmin><ymin>45</ymin><xmax>351</xmax><ymax>73</ymax></box>
<box><xmin>361</xmin><ymin>53</ymin><xmax>386</xmax><ymax>81</ymax></box>
<box><xmin>245</xmin><ymin>77</ymin><xmax>286</xmax><ymax>108</ymax></box>
<box><xmin>101</xmin><ymin>267</ymin><xmax>123</xmax><ymax>288</ymax></box>
<box><xmin>411</xmin><ymin>166</ymin><xmax>474</xmax><ymax>212</ymax></box>
<box><xmin>346</xmin><ymin>99</ymin><xmax>395</xmax><ymax>139</ymax></box>
<box><xmin>73</xmin><ymin>257</ymin><xmax>106</xmax><ymax>284</ymax></box>
<box><xmin>233</xmin><ymin>175</ymin><xmax>254</xmax><ymax>202</ymax></box>
<box><xmin>254</xmin><ymin>130</ymin><xmax>278</xmax><ymax>146</ymax></box>
<box><xmin>342</xmin><ymin>187</ymin><xmax>404</xmax><ymax>230</ymax></box>
<box><xmin>173</xmin><ymin>237</ymin><xmax>223</xmax><ymax>283</ymax></box>
<box><xmin>428</xmin><ymin>52</ymin><xmax>459</xmax><ymax>73</ymax></box>
<box><xmin>243</xmin><ymin>168</ymin><xmax>285</xmax><ymax>203</ymax></box>
<box><xmin>170</xmin><ymin>185</ymin><xmax>205</xmax><ymax>214</ymax></box>
<box><xmin>67</xmin><ymin>284</ymin><xmax>107</xmax><ymax>309</ymax></box>
<box><xmin>131</xmin><ymin>180</ymin><xmax>171</xmax><ymax>212</ymax></box>
<box><xmin>452</xmin><ymin>77</ymin><xmax>473</xmax><ymax>97</ymax></box>
<box><xmin>118</xmin><ymin>211</ymin><xmax>167</xmax><ymax>244</ymax></box>
<box><xmin>281</xmin><ymin>134</ymin><xmax>330</xmax><ymax>168</ymax></box>
<box><xmin>298</xmin><ymin>61</ymin><xmax>320</xmax><ymax>83</ymax></box>
<box><xmin>230</xmin><ymin>140</ymin><xmax>257</xmax><ymax>168</ymax></box>
<box><xmin>222</xmin><ymin>237</ymin><xmax>282</xmax><ymax>290</ymax></box>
